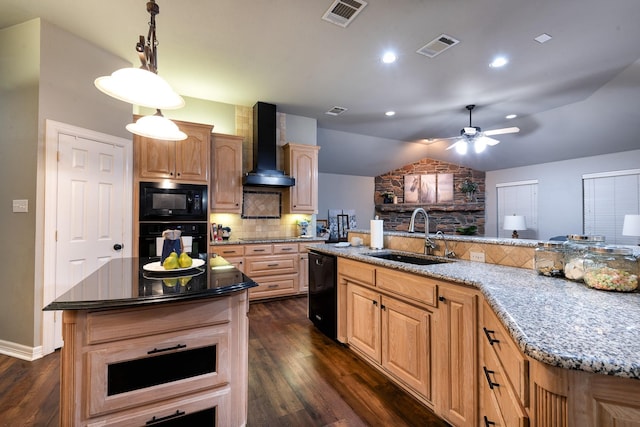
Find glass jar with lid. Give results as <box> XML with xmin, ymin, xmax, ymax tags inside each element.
<box><xmin>535</xmin><ymin>241</ymin><xmax>565</xmax><ymax>277</ymax></box>
<box><xmin>563</xmin><ymin>234</ymin><xmax>605</xmax><ymax>281</ymax></box>
<box><xmin>583</xmin><ymin>246</ymin><xmax>638</xmax><ymax>292</ymax></box>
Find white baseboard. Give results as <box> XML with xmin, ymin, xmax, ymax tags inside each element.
<box><xmin>0</xmin><ymin>339</ymin><xmax>44</xmax><ymax>361</ymax></box>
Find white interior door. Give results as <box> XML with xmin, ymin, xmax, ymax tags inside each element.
<box><xmin>43</xmin><ymin>121</ymin><xmax>132</xmax><ymax>354</ymax></box>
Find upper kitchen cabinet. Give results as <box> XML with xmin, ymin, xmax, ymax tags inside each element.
<box><xmin>210</xmin><ymin>133</ymin><xmax>243</xmax><ymax>213</ymax></box>
<box><xmin>134</xmin><ymin>118</ymin><xmax>212</xmax><ymax>183</ymax></box>
<box><xmin>283</xmin><ymin>143</ymin><xmax>320</xmax><ymax>214</ymax></box>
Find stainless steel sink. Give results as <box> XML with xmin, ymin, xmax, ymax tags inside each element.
<box><xmin>363</xmin><ymin>252</ymin><xmax>450</xmax><ymax>265</ymax></box>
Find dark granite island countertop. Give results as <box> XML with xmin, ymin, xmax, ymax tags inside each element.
<box><xmin>44</xmin><ymin>256</ymin><xmax>258</xmax><ymax>311</ymax></box>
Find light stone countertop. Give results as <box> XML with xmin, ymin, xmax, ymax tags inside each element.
<box><xmin>210</xmin><ymin>237</ymin><xmax>325</xmax><ymax>246</ymax></box>
<box><xmin>309</xmin><ymin>242</ymin><xmax>640</xmax><ymax>380</ymax></box>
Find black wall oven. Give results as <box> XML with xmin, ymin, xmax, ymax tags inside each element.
<box><xmin>139</xmin><ymin>222</ymin><xmax>208</xmax><ymax>260</ymax></box>
<box><xmin>139</xmin><ymin>182</ymin><xmax>207</xmax><ymax>222</ymax></box>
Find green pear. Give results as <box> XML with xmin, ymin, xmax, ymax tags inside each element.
<box><xmin>162</xmin><ymin>278</ymin><xmax>178</xmax><ymax>287</ymax></box>
<box><xmin>178</xmin><ymin>252</ymin><xmax>193</xmax><ymax>268</ymax></box>
<box><xmin>163</xmin><ymin>252</ymin><xmax>179</xmax><ymax>270</ymax></box>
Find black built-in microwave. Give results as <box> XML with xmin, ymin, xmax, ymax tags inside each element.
<box><xmin>139</xmin><ymin>182</ymin><xmax>207</xmax><ymax>221</ymax></box>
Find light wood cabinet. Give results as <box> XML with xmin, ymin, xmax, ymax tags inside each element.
<box><xmin>298</xmin><ymin>243</ymin><xmax>310</xmax><ymax>293</ymax></box>
<box><xmin>283</xmin><ymin>143</ymin><xmax>320</xmax><ymax>214</ymax></box>
<box><xmin>434</xmin><ymin>283</ymin><xmax>479</xmax><ymax>427</ymax></box>
<box><xmin>212</xmin><ymin>243</ymin><xmax>307</xmax><ymax>301</ymax></box>
<box><xmin>134</xmin><ymin>119</ymin><xmax>212</xmax><ymax>183</ymax></box>
<box><xmin>210</xmin><ymin>133</ymin><xmax>243</xmax><ymax>213</ymax></box>
<box><xmin>59</xmin><ymin>294</ymin><xmax>249</xmax><ymax>426</ymax></box>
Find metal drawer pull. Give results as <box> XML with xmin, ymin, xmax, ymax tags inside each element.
<box><xmin>267</xmin><ymin>263</ymin><xmax>279</xmax><ymax>267</ymax></box>
<box><xmin>483</xmin><ymin>327</ymin><xmax>500</xmax><ymax>345</ymax></box>
<box><xmin>146</xmin><ymin>410</ymin><xmax>186</xmax><ymax>425</ymax></box>
<box><xmin>483</xmin><ymin>366</ymin><xmax>500</xmax><ymax>389</ymax></box>
<box><xmin>483</xmin><ymin>416</ymin><xmax>496</xmax><ymax>427</ymax></box>
<box><xmin>223</xmin><ymin>250</ymin><xmax>235</xmax><ymax>254</ymax></box>
<box><xmin>268</xmin><ymin>284</ymin><xmax>279</xmax><ymax>289</ymax></box>
<box><xmin>281</xmin><ymin>247</ymin><xmax>293</xmax><ymax>251</ymax></box>
<box><xmin>253</xmin><ymin>249</ymin><xmax>266</xmax><ymax>252</ymax></box>
<box><xmin>147</xmin><ymin>343</ymin><xmax>186</xmax><ymax>355</ymax></box>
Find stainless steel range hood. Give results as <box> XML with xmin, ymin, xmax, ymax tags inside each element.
<box><xmin>243</xmin><ymin>102</ymin><xmax>295</xmax><ymax>187</ymax></box>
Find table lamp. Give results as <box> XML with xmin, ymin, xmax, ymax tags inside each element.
<box><xmin>622</xmin><ymin>214</ymin><xmax>640</xmax><ymax>245</ymax></box>
<box><xmin>503</xmin><ymin>215</ymin><xmax>526</xmax><ymax>239</ymax></box>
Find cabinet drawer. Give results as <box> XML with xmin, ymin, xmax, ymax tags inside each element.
<box><xmin>87</xmin><ymin>387</ymin><xmax>230</xmax><ymax>427</ymax></box>
<box><xmin>482</xmin><ymin>302</ymin><xmax>529</xmax><ymax>404</ymax></box>
<box><xmin>244</xmin><ymin>254</ymin><xmax>297</xmax><ymax>277</ymax></box>
<box><xmin>245</xmin><ymin>244</ymin><xmax>273</xmax><ymax>255</ymax></box>
<box><xmin>87</xmin><ymin>298</ymin><xmax>231</xmax><ymax>344</ymax></box>
<box><xmin>338</xmin><ymin>258</ymin><xmax>375</xmax><ymax>286</ymax></box>
<box><xmin>249</xmin><ymin>274</ymin><xmax>297</xmax><ymax>299</ymax></box>
<box><xmin>273</xmin><ymin>243</ymin><xmax>298</xmax><ymax>254</ymax></box>
<box><xmin>87</xmin><ymin>325</ymin><xmax>230</xmax><ymax>417</ymax></box>
<box><xmin>376</xmin><ymin>268</ymin><xmax>437</xmax><ymax>307</ymax></box>
<box><xmin>481</xmin><ymin>339</ymin><xmax>529</xmax><ymax>427</ymax></box>
<box><xmin>211</xmin><ymin>245</ymin><xmax>245</xmax><ymax>257</ymax></box>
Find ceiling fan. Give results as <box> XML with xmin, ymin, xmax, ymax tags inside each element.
<box><xmin>442</xmin><ymin>105</ymin><xmax>520</xmax><ymax>154</ymax></box>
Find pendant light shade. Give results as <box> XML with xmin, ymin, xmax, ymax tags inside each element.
<box><xmin>126</xmin><ymin>112</ymin><xmax>187</xmax><ymax>141</ymax></box>
<box><xmin>95</xmin><ymin>68</ymin><xmax>184</xmax><ymax>110</ymax></box>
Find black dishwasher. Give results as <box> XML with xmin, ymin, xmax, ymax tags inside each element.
<box><xmin>308</xmin><ymin>251</ymin><xmax>337</xmax><ymax>340</ymax></box>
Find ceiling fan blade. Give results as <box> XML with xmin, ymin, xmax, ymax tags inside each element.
<box><xmin>482</xmin><ymin>136</ymin><xmax>500</xmax><ymax>146</ymax></box>
<box><xmin>445</xmin><ymin>140</ymin><xmax>462</xmax><ymax>150</ymax></box>
<box><xmin>484</xmin><ymin>126</ymin><xmax>520</xmax><ymax>136</ymax></box>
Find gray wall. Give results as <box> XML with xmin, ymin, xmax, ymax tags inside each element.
<box><xmin>0</xmin><ymin>19</ymin><xmax>131</xmax><ymax>349</ymax></box>
<box><xmin>485</xmin><ymin>149</ymin><xmax>640</xmax><ymax>239</ymax></box>
<box><xmin>318</xmin><ymin>173</ymin><xmax>375</xmax><ymax>228</ymax></box>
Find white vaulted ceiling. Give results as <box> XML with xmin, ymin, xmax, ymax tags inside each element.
<box><xmin>1</xmin><ymin>0</ymin><xmax>639</xmax><ymax>175</ymax></box>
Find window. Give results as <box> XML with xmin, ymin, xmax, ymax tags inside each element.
<box><xmin>496</xmin><ymin>180</ymin><xmax>538</xmax><ymax>239</ymax></box>
<box><xmin>583</xmin><ymin>169</ymin><xmax>640</xmax><ymax>245</ymax></box>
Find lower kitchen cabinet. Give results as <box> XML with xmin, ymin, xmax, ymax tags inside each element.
<box><xmin>434</xmin><ymin>283</ymin><xmax>479</xmax><ymax>427</ymax></box>
<box><xmin>59</xmin><ymin>294</ymin><xmax>249</xmax><ymax>426</ymax></box>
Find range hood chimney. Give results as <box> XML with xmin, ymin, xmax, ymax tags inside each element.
<box><xmin>243</xmin><ymin>102</ymin><xmax>295</xmax><ymax>187</ymax></box>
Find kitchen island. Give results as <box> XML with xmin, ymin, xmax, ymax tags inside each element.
<box><xmin>44</xmin><ymin>257</ymin><xmax>257</xmax><ymax>427</ymax></box>
<box><xmin>310</xmin><ymin>242</ymin><xmax>640</xmax><ymax>427</ymax></box>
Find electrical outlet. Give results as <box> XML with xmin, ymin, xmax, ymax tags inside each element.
<box><xmin>470</xmin><ymin>251</ymin><xmax>485</xmax><ymax>263</ymax></box>
<box><xmin>12</xmin><ymin>199</ymin><xmax>28</xmax><ymax>213</ymax></box>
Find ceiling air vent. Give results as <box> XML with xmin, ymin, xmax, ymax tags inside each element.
<box><xmin>322</xmin><ymin>0</ymin><xmax>368</xmax><ymax>28</ymax></box>
<box><xmin>326</xmin><ymin>106</ymin><xmax>348</xmax><ymax>116</ymax></box>
<box><xmin>416</xmin><ymin>34</ymin><xmax>460</xmax><ymax>58</ymax></box>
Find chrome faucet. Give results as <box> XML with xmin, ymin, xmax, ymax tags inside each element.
<box><xmin>409</xmin><ymin>208</ymin><xmax>436</xmax><ymax>255</ymax></box>
<box><xmin>436</xmin><ymin>230</ymin><xmax>456</xmax><ymax>258</ymax></box>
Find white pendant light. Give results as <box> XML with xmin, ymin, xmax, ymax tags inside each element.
<box><xmin>126</xmin><ymin>111</ymin><xmax>187</xmax><ymax>141</ymax></box>
<box><xmin>95</xmin><ymin>0</ymin><xmax>186</xmax><ymax>140</ymax></box>
<box><xmin>95</xmin><ymin>68</ymin><xmax>184</xmax><ymax>110</ymax></box>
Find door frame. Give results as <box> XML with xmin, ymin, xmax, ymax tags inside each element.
<box><xmin>41</xmin><ymin>120</ymin><xmax>133</xmax><ymax>356</ymax></box>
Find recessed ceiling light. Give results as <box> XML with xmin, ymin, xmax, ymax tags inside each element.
<box><xmin>385</xmin><ymin>111</ymin><xmax>396</xmax><ymax>117</ymax></box>
<box><xmin>489</xmin><ymin>56</ymin><xmax>508</xmax><ymax>68</ymax></box>
<box><xmin>534</xmin><ymin>33</ymin><xmax>552</xmax><ymax>44</ymax></box>
<box><xmin>505</xmin><ymin>114</ymin><xmax>517</xmax><ymax>119</ymax></box>
<box><xmin>382</xmin><ymin>51</ymin><xmax>397</xmax><ymax>64</ymax></box>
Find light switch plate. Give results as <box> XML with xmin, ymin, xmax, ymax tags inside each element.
<box><xmin>12</xmin><ymin>199</ymin><xmax>28</xmax><ymax>213</ymax></box>
<box><xmin>470</xmin><ymin>251</ymin><xmax>485</xmax><ymax>262</ymax></box>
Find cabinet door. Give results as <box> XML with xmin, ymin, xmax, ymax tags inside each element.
<box><xmin>211</xmin><ymin>134</ymin><xmax>243</xmax><ymax>212</ymax></box>
<box><xmin>284</xmin><ymin>144</ymin><xmax>319</xmax><ymax>214</ymax></box>
<box><xmin>175</xmin><ymin>123</ymin><xmax>210</xmax><ymax>182</ymax></box>
<box><xmin>381</xmin><ymin>296</ymin><xmax>433</xmax><ymax>401</ymax></box>
<box><xmin>298</xmin><ymin>252</ymin><xmax>309</xmax><ymax>293</ymax></box>
<box><xmin>435</xmin><ymin>284</ymin><xmax>478</xmax><ymax>427</ymax></box>
<box><xmin>137</xmin><ymin>137</ymin><xmax>176</xmax><ymax>179</ymax></box>
<box><xmin>346</xmin><ymin>283</ymin><xmax>381</xmax><ymax>363</ymax></box>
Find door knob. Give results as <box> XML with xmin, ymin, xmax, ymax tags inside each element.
<box><xmin>113</xmin><ymin>243</ymin><xmax>123</xmax><ymax>251</ymax></box>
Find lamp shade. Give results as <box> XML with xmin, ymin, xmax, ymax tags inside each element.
<box><xmin>95</xmin><ymin>68</ymin><xmax>185</xmax><ymax>110</ymax></box>
<box><xmin>622</xmin><ymin>214</ymin><xmax>640</xmax><ymax>237</ymax></box>
<box><xmin>126</xmin><ymin>114</ymin><xmax>187</xmax><ymax>141</ymax></box>
<box><xmin>503</xmin><ymin>215</ymin><xmax>526</xmax><ymax>231</ymax></box>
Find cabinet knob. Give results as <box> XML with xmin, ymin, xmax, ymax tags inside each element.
<box><xmin>372</xmin><ymin>300</ymin><xmax>378</xmax><ymax>306</ymax></box>
<box><xmin>438</xmin><ymin>295</ymin><xmax>445</xmax><ymax>302</ymax></box>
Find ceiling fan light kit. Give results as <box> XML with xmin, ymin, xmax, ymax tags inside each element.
<box><xmin>442</xmin><ymin>104</ymin><xmax>520</xmax><ymax>154</ymax></box>
<box><xmin>94</xmin><ymin>0</ymin><xmax>186</xmax><ymax>140</ymax></box>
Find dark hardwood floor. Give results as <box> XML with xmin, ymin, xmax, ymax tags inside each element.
<box><xmin>0</xmin><ymin>296</ymin><xmax>448</xmax><ymax>426</ymax></box>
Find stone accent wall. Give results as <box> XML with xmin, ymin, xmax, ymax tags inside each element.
<box><xmin>375</xmin><ymin>158</ymin><xmax>485</xmax><ymax>235</ymax></box>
